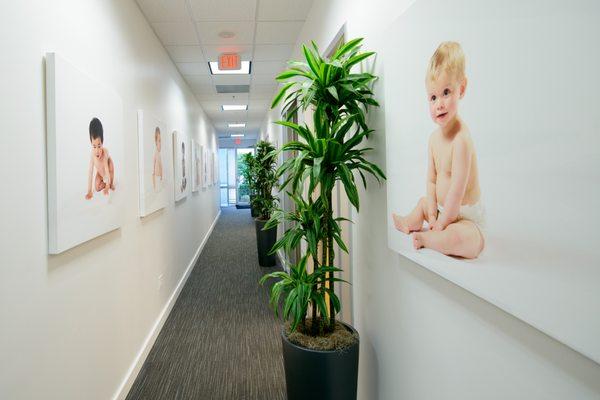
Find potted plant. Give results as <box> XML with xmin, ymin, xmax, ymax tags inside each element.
<box><xmin>260</xmin><ymin>38</ymin><xmax>385</xmax><ymax>400</ymax></box>
<box><xmin>239</xmin><ymin>152</ymin><xmax>258</xmax><ymax>216</ymax></box>
<box><xmin>252</xmin><ymin>140</ymin><xmax>278</xmax><ymax>267</ymax></box>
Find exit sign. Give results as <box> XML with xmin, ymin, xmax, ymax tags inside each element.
<box><xmin>219</xmin><ymin>53</ymin><xmax>241</xmax><ymax>70</ymax></box>
<box><xmin>234</xmin><ymin>138</ymin><xmax>242</xmax><ymax>145</ymax></box>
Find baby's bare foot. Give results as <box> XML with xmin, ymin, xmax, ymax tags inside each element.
<box><xmin>393</xmin><ymin>213</ymin><xmax>413</xmax><ymax>234</ymax></box>
<box><xmin>412</xmin><ymin>232</ymin><xmax>425</xmax><ymax>250</ymax></box>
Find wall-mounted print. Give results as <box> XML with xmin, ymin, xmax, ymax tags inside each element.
<box><xmin>45</xmin><ymin>52</ymin><xmax>123</xmax><ymax>254</ymax></box>
<box><xmin>202</xmin><ymin>147</ymin><xmax>209</xmax><ymax>189</ymax></box>
<box><xmin>173</xmin><ymin>130</ymin><xmax>189</xmax><ymax>201</ymax></box>
<box><xmin>212</xmin><ymin>151</ymin><xmax>218</xmax><ymax>186</ymax></box>
<box><xmin>137</xmin><ymin>110</ymin><xmax>170</xmax><ymax>217</ymax></box>
<box><xmin>383</xmin><ymin>0</ymin><xmax>600</xmax><ymax>364</ymax></box>
<box><xmin>191</xmin><ymin>140</ymin><xmax>201</xmax><ymax>192</ymax></box>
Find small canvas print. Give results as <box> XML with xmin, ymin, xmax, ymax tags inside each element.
<box><xmin>137</xmin><ymin>110</ymin><xmax>169</xmax><ymax>217</ymax></box>
<box><xmin>173</xmin><ymin>130</ymin><xmax>189</xmax><ymax>201</ymax></box>
<box><xmin>202</xmin><ymin>147</ymin><xmax>209</xmax><ymax>189</ymax></box>
<box><xmin>192</xmin><ymin>140</ymin><xmax>201</xmax><ymax>192</ymax></box>
<box><xmin>45</xmin><ymin>52</ymin><xmax>123</xmax><ymax>254</ymax></box>
<box><xmin>212</xmin><ymin>151</ymin><xmax>218</xmax><ymax>186</ymax></box>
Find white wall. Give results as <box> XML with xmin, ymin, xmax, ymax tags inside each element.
<box><xmin>285</xmin><ymin>1</ymin><xmax>600</xmax><ymax>399</ymax></box>
<box><xmin>0</xmin><ymin>1</ymin><xmax>219</xmax><ymax>399</ymax></box>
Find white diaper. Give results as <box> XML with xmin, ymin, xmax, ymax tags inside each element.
<box><xmin>438</xmin><ymin>200</ymin><xmax>486</xmax><ymax>235</ymax></box>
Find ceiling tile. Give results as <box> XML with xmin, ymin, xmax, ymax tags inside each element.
<box><xmin>195</xmin><ymin>92</ymin><xmax>250</xmax><ymax>102</ymax></box>
<box><xmin>184</xmin><ymin>75</ymin><xmax>213</xmax><ymax>85</ymax></box>
<box><xmin>212</xmin><ymin>75</ymin><xmax>252</xmax><ymax>85</ymax></box>
<box><xmin>152</xmin><ymin>21</ymin><xmax>199</xmax><ymax>45</ymax></box>
<box><xmin>202</xmin><ymin>44</ymin><xmax>252</xmax><ymax>61</ymax></box>
<box><xmin>136</xmin><ymin>0</ymin><xmax>189</xmax><ymax>23</ymax></box>
<box><xmin>252</xmin><ymin>61</ymin><xmax>285</xmax><ymax>75</ymax></box>
<box><xmin>166</xmin><ymin>45</ymin><xmax>206</xmax><ymax>62</ymax></box>
<box><xmin>257</xmin><ymin>0</ymin><xmax>313</xmax><ymax>21</ymax></box>
<box><xmin>255</xmin><ymin>21</ymin><xmax>304</xmax><ymax>44</ymax></box>
<box><xmin>250</xmin><ymin>83</ymin><xmax>278</xmax><ymax>96</ymax></box>
<box><xmin>190</xmin><ymin>84</ymin><xmax>216</xmax><ymax>95</ymax></box>
<box><xmin>251</xmin><ymin>73</ymin><xmax>278</xmax><ymax>85</ymax></box>
<box><xmin>195</xmin><ymin>21</ymin><xmax>254</xmax><ymax>45</ymax></box>
<box><xmin>189</xmin><ymin>0</ymin><xmax>257</xmax><ymax>21</ymax></box>
<box><xmin>248</xmin><ymin>100</ymin><xmax>270</xmax><ymax>110</ymax></box>
<box><xmin>177</xmin><ymin>62</ymin><xmax>210</xmax><ymax>75</ymax></box>
<box><xmin>253</xmin><ymin>44</ymin><xmax>293</xmax><ymax>61</ymax></box>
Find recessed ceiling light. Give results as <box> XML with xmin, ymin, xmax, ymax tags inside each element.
<box><xmin>228</xmin><ymin>123</ymin><xmax>246</xmax><ymax>128</ymax></box>
<box><xmin>222</xmin><ymin>104</ymin><xmax>248</xmax><ymax>111</ymax></box>
<box><xmin>209</xmin><ymin>61</ymin><xmax>251</xmax><ymax>75</ymax></box>
<box><xmin>219</xmin><ymin>31</ymin><xmax>235</xmax><ymax>39</ymax></box>
<box><xmin>230</xmin><ymin>134</ymin><xmax>245</xmax><ymax>138</ymax></box>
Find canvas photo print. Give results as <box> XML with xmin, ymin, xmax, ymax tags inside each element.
<box><xmin>137</xmin><ymin>110</ymin><xmax>169</xmax><ymax>217</ymax></box>
<box><xmin>202</xmin><ymin>147</ymin><xmax>209</xmax><ymax>189</ymax></box>
<box><xmin>45</xmin><ymin>53</ymin><xmax>124</xmax><ymax>254</ymax></box>
<box><xmin>192</xmin><ymin>140</ymin><xmax>201</xmax><ymax>192</ymax></box>
<box><xmin>383</xmin><ymin>0</ymin><xmax>600</xmax><ymax>364</ymax></box>
<box><xmin>173</xmin><ymin>130</ymin><xmax>189</xmax><ymax>201</ymax></box>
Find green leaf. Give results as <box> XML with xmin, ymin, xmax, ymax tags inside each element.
<box><xmin>332</xmin><ymin>37</ymin><xmax>363</xmax><ymax>60</ymax></box>
<box><xmin>327</xmin><ymin>86</ymin><xmax>339</xmax><ymax>101</ymax></box>
<box><xmin>271</xmin><ymin>82</ymin><xmax>295</xmax><ymax>108</ymax></box>
<box><xmin>338</xmin><ymin>163</ymin><xmax>360</xmax><ymax>210</ymax></box>
<box><xmin>345</xmin><ymin>51</ymin><xmax>375</xmax><ymax>70</ymax></box>
<box><xmin>303</xmin><ymin>44</ymin><xmax>320</xmax><ymax>77</ymax></box>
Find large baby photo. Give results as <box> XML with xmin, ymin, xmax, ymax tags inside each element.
<box><xmin>46</xmin><ymin>53</ymin><xmax>123</xmax><ymax>254</ymax></box>
<box><xmin>384</xmin><ymin>0</ymin><xmax>600</xmax><ymax>364</ymax></box>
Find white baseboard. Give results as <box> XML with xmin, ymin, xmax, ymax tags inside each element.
<box><xmin>112</xmin><ymin>210</ymin><xmax>222</xmax><ymax>400</ymax></box>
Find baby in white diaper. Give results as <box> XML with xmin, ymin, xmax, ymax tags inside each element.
<box><xmin>392</xmin><ymin>42</ymin><xmax>485</xmax><ymax>259</ymax></box>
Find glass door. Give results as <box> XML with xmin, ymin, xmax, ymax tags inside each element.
<box><xmin>218</xmin><ymin>147</ymin><xmax>255</xmax><ymax>207</ymax></box>
<box><xmin>236</xmin><ymin>148</ymin><xmax>254</xmax><ymax>205</ymax></box>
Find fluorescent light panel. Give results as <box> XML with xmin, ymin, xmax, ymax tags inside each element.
<box><xmin>222</xmin><ymin>104</ymin><xmax>247</xmax><ymax>111</ymax></box>
<box><xmin>230</xmin><ymin>134</ymin><xmax>245</xmax><ymax>138</ymax></box>
<box><xmin>209</xmin><ymin>61</ymin><xmax>251</xmax><ymax>75</ymax></box>
<box><xmin>228</xmin><ymin>123</ymin><xmax>246</xmax><ymax>128</ymax></box>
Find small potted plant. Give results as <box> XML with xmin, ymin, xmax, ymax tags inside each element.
<box><xmin>261</xmin><ymin>38</ymin><xmax>385</xmax><ymax>399</ymax></box>
<box><xmin>252</xmin><ymin>140</ymin><xmax>278</xmax><ymax>267</ymax></box>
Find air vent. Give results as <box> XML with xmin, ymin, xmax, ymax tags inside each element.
<box><xmin>216</xmin><ymin>85</ymin><xmax>250</xmax><ymax>94</ymax></box>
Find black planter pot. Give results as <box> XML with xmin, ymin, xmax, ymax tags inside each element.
<box><xmin>254</xmin><ymin>218</ymin><xmax>276</xmax><ymax>267</ymax></box>
<box><xmin>250</xmin><ymin>195</ymin><xmax>258</xmax><ymax>218</ymax></box>
<box><xmin>281</xmin><ymin>322</ymin><xmax>360</xmax><ymax>400</ymax></box>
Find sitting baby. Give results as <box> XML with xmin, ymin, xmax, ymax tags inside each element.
<box><xmin>392</xmin><ymin>41</ymin><xmax>485</xmax><ymax>259</ymax></box>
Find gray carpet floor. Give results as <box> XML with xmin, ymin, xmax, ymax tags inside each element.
<box><xmin>126</xmin><ymin>207</ymin><xmax>286</xmax><ymax>400</ymax></box>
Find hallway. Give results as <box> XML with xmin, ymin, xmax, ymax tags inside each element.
<box><xmin>126</xmin><ymin>207</ymin><xmax>285</xmax><ymax>400</ymax></box>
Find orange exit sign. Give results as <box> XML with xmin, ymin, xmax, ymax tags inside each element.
<box><xmin>219</xmin><ymin>53</ymin><xmax>241</xmax><ymax>70</ymax></box>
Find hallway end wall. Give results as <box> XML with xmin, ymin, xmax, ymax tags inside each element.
<box><xmin>0</xmin><ymin>1</ymin><xmax>219</xmax><ymax>399</ymax></box>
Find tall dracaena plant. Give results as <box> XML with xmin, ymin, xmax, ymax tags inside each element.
<box><xmin>252</xmin><ymin>140</ymin><xmax>278</xmax><ymax>220</ymax></box>
<box><xmin>263</xmin><ymin>38</ymin><xmax>386</xmax><ymax>333</ymax></box>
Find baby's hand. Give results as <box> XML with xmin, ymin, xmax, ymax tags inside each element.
<box><xmin>103</xmin><ymin>187</ymin><xmax>109</xmax><ymax>195</ymax></box>
<box><xmin>85</xmin><ymin>191</ymin><xmax>93</xmax><ymax>200</ymax></box>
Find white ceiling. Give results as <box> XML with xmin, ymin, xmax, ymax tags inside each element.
<box><xmin>136</xmin><ymin>0</ymin><xmax>314</xmax><ymax>143</ymax></box>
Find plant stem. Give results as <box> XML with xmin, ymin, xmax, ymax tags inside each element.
<box><xmin>326</xmin><ymin>190</ymin><xmax>335</xmax><ymax>331</ymax></box>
